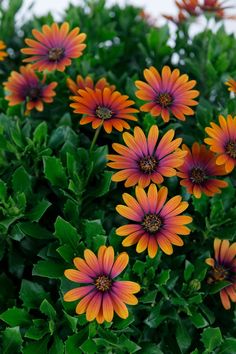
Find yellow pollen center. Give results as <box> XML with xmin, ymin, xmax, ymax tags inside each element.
<box><xmin>190</xmin><ymin>167</ymin><xmax>206</xmax><ymax>184</ymax></box>
<box><xmin>142</xmin><ymin>214</ymin><xmax>162</xmax><ymax>234</ymax></box>
<box><xmin>96</xmin><ymin>106</ymin><xmax>113</xmax><ymax>120</ymax></box>
<box><xmin>225</xmin><ymin>141</ymin><xmax>236</xmax><ymax>159</ymax></box>
<box><xmin>156</xmin><ymin>93</ymin><xmax>173</xmax><ymax>107</ymax></box>
<box><xmin>48</xmin><ymin>47</ymin><xmax>65</xmax><ymax>61</ymax></box>
<box><xmin>94</xmin><ymin>275</ymin><xmax>112</xmax><ymax>292</ymax></box>
<box><xmin>138</xmin><ymin>156</ymin><xmax>158</xmax><ymax>174</ymax></box>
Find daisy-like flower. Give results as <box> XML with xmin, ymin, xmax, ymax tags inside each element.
<box><xmin>67</xmin><ymin>75</ymin><xmax>116</xmax><ymax>95</ymax></box>
<box><xmin>63</xmin><ymin>246</ymin><xmax>140</xmax><ymax>323</ymax></box>
<box><xmin>21</xmin><ymin>22</ymin><xmax>86</xmax><ymax>72</ymax></box>
<box><xmin>200</xmin><ymin>0</ymin><xmax>233</xmax><ymax>12</ymax></box>
<box><xmin>107</xmin><ymin>125</ymin><xmax>186</xmax><ymax>188</ymax></box>
<box><xmin>0</xmin><ymin>40</ymin><xmax>8</xmax><ymax>61</ymax></box>
<box><xmin>205</xmin><ymin>115</ymin><xmax>236</xmax><ymax>173</ymax></box>
<box><xmin>4</xmin><ymin>65</ymin><xmax>57</xmax><ymax>113</ymax></box>
<box><xmin>176</xmin><ymin>0</ymin><xmax>199</xmax><ymax>16</ymax></box>
<box><xmin>206</xmin><ymin>239</ymin><xmax>236</xmax><ymax>310</ymax></box>
<box><xmin>177</xmin><ymin>142</ymin><xmax>228</xmax><ymax>198</ymax></box>
<box><xmin>70</xmin><ymin>87</ymin><xmax>138</xmax><ymax>133</ymax></box>
<box><xmin>135</xmin><ymin>66</ymin><xmax>199</xmax><ymax>123</ymax></box>
<box><xmin>116</xmin><ymin>184</ymin><xmax>192</xmax><ymax>258</ymax></box>
<box><xmin>225</xmin><ymin>79</ymin><xmax>236</xmax><ymax>94</ymax></box>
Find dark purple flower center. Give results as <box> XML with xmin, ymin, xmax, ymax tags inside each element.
<box><xmin>207</xmin><ymin>264</ymin><xmax>229</xmax><ymax>284</ymax></box>
<box><xmin>48</xmin><ymin>47</ymin><xmax>65</xmax><ymax>62</ymax></box>
<box><xmin>27</xmin><ymin>86</ymin><xmax>42</xmax><ymax>101</ymax></box>
<box><xmin>225</xmin><ymin>140</ymin><xmax>236</xmax><ymax>159</ymax></box>
<box><xmin>190</xmin><ymin>167</ymin><xmax>206</xmax><ymax>184</ymax></box>
<box><xmin>142</xmin><ymin>213</ymin><xmax>162</xmax><ymax>234</ymax></box>
<box><xmin>138</xmin><ymin>155</ymin><xmax>158</xmax><ymax>174</ymax></box>
<box><xmin>156</xmin><ymin>92</ymin><xmax>173</xmax><ymax>107</ymax></box>
<box><xmin>94</xmin><ymin>275</ymin><xmax>112</xmax><ymax>292</ymax></box>
<box><xmin>96</xmin><ymin>106</ymin><xmax>113</xmax><ymax>120</ymax></box>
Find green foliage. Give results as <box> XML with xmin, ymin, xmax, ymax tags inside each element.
<box><xmin>0</xmin><ymin>0</ymin><xmax>236</xmax><ymax>352</ymax></box>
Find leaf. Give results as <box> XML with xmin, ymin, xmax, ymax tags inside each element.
<box><xmin>54</xmin><ymin>216</ymin><xmax>80</xmax><ymax>250</ymax></box>
<box><xmin>12</xmin><ymin>166</ymin><xmax>31</xmax><ymax>194</ymax></box>
<box><xmin>80</xmin><ymin>339</ymin><xmax>97</xmax><ymax>354</ymax></box>
<box><xmin>43</xmin><ymin>156</ymin><xmax>67</xmax><ymax>187</ymax></box>
<box><xmin>33</xmin><ymin>121</ymin><xmax>48</xmax><ymax>145</ymax></box>
<box><xmin>184</xmin><ymin>260</ymin><xmax>194</xmax><ymax>282</ymax></box>
<box><xmin>0</xmin><ymin>180</ymin><xmax>7</xmax><ymax>200</ymax></box>
<box><xmin>176</xmin><ymin>319</ymin><xmax>191</xmax><ymax>352</ymax></box>
<box><xmin>0</xmin><ymin>307</ymin><xmax>30</xmax><ymax>326</ymax></box>
<box><xmin>190</xmin><ymin>310</ymin><xmax>208</xmax><ymax>328</ymax></box>
<box><xmin>25</xmin><ymin>319</ymin><xmax>49</xmax><ymax>340</ymax></box>
<box><xmin>65</xmin><ymin>331</ymin><xmax>88</xmax><ymax>354</ymax></box>
<box><xmin>40</xmin><ymin>299</ymin><xmax>57</xmax><ymax>320</ymax></box>
<box><xmin>83</xmin><ymin>219</ymin><xmax>105</xmax><ymax>236</ymax></box>
<box><xmin>26</xmin><ymin>200</ymin><xmax>51</xmax><ymax>222</ymax></box>
<box><xmin>49</xmin><ymin>337</ymin><xmax>64</xmax><ymax>354</ymax></box>
<box><xmin>219</xmin><ymin>338</ymin><xmax>236</xmax><ymax>354</ymax></box>
<box><xmin>32</xmin><ymin>260</ymin><xmax>65</xmax><ymax>278</ymax></box>
<box><xmin>208</xmin><ymin>280</ymin><xmax>232</xmax><ymax>294</ymax></box>
<box><xmin>19</xmin><ymin>279</ymin><xmax>47</xmax><ymax>309</ymax></box>
<box><xmin>23</xmin><ymin>336</ymin><xmax>50</xmax><ymax>354</ymax></box>
<box><xmin>88</xmin><ymin>171</ymin><xmax>113</xmax><ymax>197</ymax></box>
<box><xmin>2</xmin><ymin>327</ymin><xmax>23</xmax><ymax>354</ymax></box>
<box><xmin>19</xmin><ymin>222</ymin><xmax>53</xmax><ymax>239</ymax></box>
<box><xmin>157</xmin><ymin>269</ymin><xmax>170</xmax><ymax>285</ymax></box>
<box><xmin>201</xmin><ymin>327</ymin><xmax>223</xmax><ymax>351</ymax></box>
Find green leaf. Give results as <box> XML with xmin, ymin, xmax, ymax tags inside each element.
<box><xmin>219</xmin><ymin>338</ymin><xmax>236</xmax><ymax>354</ymax></box>
<box><xmin>190</xmin><ymin>310</ymin><xmax>208</xmax><ymax>328</ymax></box>
<box><xmin>32</xmin><ymin>260</ymin><xmax>65</xmax><ymax>278</ymax></box>
<box><xmin>2</xmin><ymin>327</ymin><xmax>23</xmax><ymax>354</ymax></box>
<box><xmin>12</xmin><ymin>166</ymin><xmax>31</xmax><ymax>194</ymax></box>
<box><xmin>0</xmin><ymin>307</ymin><xmax>30</xmax><ymax>326</ymax></box>
<box><xmin>140</xmin><ymin>290</ymin><xmax>157</xmax><ymax>304</ymax></box>
<box><xmin>0</xmin><ymin>180</ymin><xmax>7</xmax><ymax>200</ymax></box>
<box><xmin>40</xmin><ymin>299</ymin><xmax>57</xmax><ymax>320</ymax></box>
<box><xmin>184</xmin><ymin>260</ymin><xmax>194</xmax><ymax>282</ymax></box>
<box><xmin>54</xmin><ymin>216</ymin><xmax>80</xmax><ymax>250</ymax></box>
<box><xmin>25</xmin><ymin>319</ymin><xmax>49</xmax><ymax>340</ymax></box>
<box><xmin>19</xmin><ymin>279</ymin><xmax>47</xmax><ymax>309</ymax></box>
<box><xmin>23</xmin><ymin>336</ymin><xmax>50</xmax><ymax>354</ymax></box>
<box><xmin>83</xmin><ymin>219</ymin><xmax>105</xmax><ymax>236</ymax></box>
<box><xmin>43</xmin><ymin>156</ymin><xmax>67</xmax><ymax>187</ymax></box>
<box><xmin>176</xmin><ymin>319</ymin><xmax>191</xmax><ymax>352</ymax></box>
<box><xmin>208</xmin><ymin>280</ymin><xmax>232</xmax><ymax>294</ymax></box>
<box><xmin>201</xmin><ymin>327</ymin><xmax>223</xmax><ymax>351</ymax></box>
<box><xmin>132</xmin><ymin>260</ymin><xmax>146</xmax><ymax>277</ymax></box>
<box><xmin>118</xmin><ymin>335</ymin><xmax>141</xmax><ymax>353</ymax></box>
<box><xmin>49</xmin><ymin>337</ymin><xmax>64</xmax><ymax>354</ymax></box>
<box><xmin>65</xmin><ymin>331</ymin><xmax>88</xmax><ymax>354</ymax></box>
<box><xmin>80</xmin><ymin>339</ymin><xmax>97</xmax><ymax>354</ymax></box>
<box><xmin>33</xmin><ymin>121</ymin><xmax>48</xmax><ymax>145</ymax></box>
<box><xmin>26</xmin><ymin>200</ymin><xmax>51</xmax><ymax>222</ymax></box>
<box><xmin>157</xmin><ymin>269</ymin><xmax>170</xmax><ymax>285</ymax></box>
<box><xmin>19</xmin><ymin>222</ymin><xmax>53</xmax><ymax>239</ymax></box>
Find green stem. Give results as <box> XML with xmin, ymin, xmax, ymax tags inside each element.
<box><xmin>89</xmin><ymin>122</ymin><xmax>103</xmax><ymax>152</ymax></box>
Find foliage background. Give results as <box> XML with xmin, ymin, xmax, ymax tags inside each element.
<box><xmin>0</xmin><ymin>0</ymin><xmax>236</xmax><ymax>353</ymax></box>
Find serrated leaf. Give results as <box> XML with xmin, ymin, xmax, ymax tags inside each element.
<box><xmin>40</xmin><ymin>299</ymin><xmax>56</xmax><ymax>320</ymax></box>
<box><xmin>12</xmin><ymin>166</ymin><xmax>31</xmax><ymax>194</ymax></box>
<box><xmin>26</xmin><ymin>200</ymin><xmax>51</xmax><ymax>221</ymax></box>
<box><xmin>2</xmin><ymin>326</ymin><xmax>23</xmax><ymax>354</ymax></box>
<box><xmin>201</xmin><ymin>327</ymin><xmax>223</xmax><ymax>351</ymax></box>
<box><xmin>0</xmin><ymin>307</ymin><xmax>30</xmax><ymax>326</ymax></box>
<box><xmin>54</xmin><ymin>216</ymin><xmax>80</xmax><ymax>250</ymax></box>
<box><xmin>19</xmin><ymin>279</ymin><xmax>47</xmax><ymax>309</ymax></box>
<box><xmin>43</xmin><ymin>156</ymin><xmax>67</xmax><ymax>187</ymax></box>
<box><xmin>19</xmin><ymin>222</ymin><xmax>53</xmax><ymax>239</ymax></box>
<box><xmin>32</xmin><ymin>260</ymin><xmax>65</xmax><ymax>278</ymax></box>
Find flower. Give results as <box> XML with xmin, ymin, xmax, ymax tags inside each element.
<box><xmin>70</xmin><ymin>87</ymin><xmax>138</xmax><ymax>133</ymax></box>
<box><xmin>205</xmin><ymin>115</ymin><xmax>236</xmax><ymax>173</ymax></box>
<box><xmin>4</xmin><ymin>65</ymin><xmax>57</xmax><ymax>113</ymax></box>
<box><xmin>107</xmin><ymin>125</ymin><xmax>186</xmax><ymax>188</ymax></box>
<box><xmin>200</xmin><ymin>0</ymin><xmax>233</xmax><ymax>12</ymax></box>
<box><xmin>116</xmin><ymin>184</ymin><xmax>192</xmax><ymax>258</ymax></box>
<box><xmin>177</xmin><ymin>142</ymin><xmax>228</xmax><ymax>198</ymax></box>
<box><xmin>0</xmin><ymin>40</ymin><xmax>8</xmax><ymax>61</ymax></box>
<box><xmin>163</xmin><ymin>11</ymin><xmax>187</xmax><ymax>25</ymax></box>
<box><xmin>206</xmin><ymin>239</ymin><xmax>236</xmax><ymax>310</ymax></box>
<box><xmin>135</xmin><ymin>66</ymin><xmax>199</xmax><ymax>123</ymax></box>
<box><xmin>176</xmin><ymin>0</ymin><xmax>199</xmax><ymax>16</ymax></box>
<box><xmin>67</xmin><ymin>75</ymin><xmax>116</xmax><ymax>95</ymax></box>
<box><xmin>21</xmin><ymin>22</ymin><xmax>86</xmax><ymax>72</ymax></box>
<box><xmin>225</xmin><ymin>79</ymin><xmax>236</xmax><ymax>94</ymax></box>
<box><xmin>63</xmin><ymin>246</ymin><xmax>140</xmax><ymax>323</ymax></box>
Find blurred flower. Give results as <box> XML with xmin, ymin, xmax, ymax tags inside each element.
<box><xmin>107</xmin><ymin>125</ymin><xmax>186</xmax><ymax>188</ymax></box>
<box><xmin>205</xmin><ymin>115</ymin><xmax>236</xmax><ymax>173</ymax></box>
<box><xmin>116</xmin><ymin>184</ymin><xmax>192</xmax><ymax>258</ymax></box>
<box><xmin>225</xmin><ymin>78</ymin><xmax>236</xmax><ymax>93</ymax></box>
<box><xmin>0</xmin><ymin>40</ymin><xmax>8</xmax><ymax>61</ymax></box>
<box><xmin>64</xmin><ymin>246</ymin><xmax>140</xmax><ymax>323</ymax></box>
<box><xmin>21</xmin><ymin>22</ymin><xmax>86</xmax><ymax>72</ymax></box>
<box><xmin>206</xmin><ymin>239</ymin><xmax>236</xmax><ymax>310</ymax></box>
<box><xmin>139</xmin><ymin>10</ymin><xmax>157</xmax><ymax>26</ymax></box>
<box><xmin>163</xmin><ymin>11</ymin><xmax>187</xmax><ymax>25</ymax></box>
<box><xmin>177</xmin><ymin>142</ymin><xmax>228</xmax><ymax>198</ymax></box>
<box><xmin>135</xmin><ymin>66</ymin><xmax>199</xmax><ymax>123</ymax></box>
<box><xmin>70</xmin><ymin>87</ymin><xmax>138</xmax><ymax>133</ymax></box>
<box><xmin>200</xmin><ymin>0</ymin><xmax>233</xmax><ymax>12</ymax></box>
<box><xmin>176</xmin><ymin>0</ymin><xmax>199</xmax><ymax>16</ymax></box>
<box><xmin>67</xmin><ymin>75</ymin><xmax>116</xmax><ymax>95</ymax></box>
<box><xmin>4</xmin><ymin>65</ymin><xmax>57</xmax><ymax>114</ymax></box>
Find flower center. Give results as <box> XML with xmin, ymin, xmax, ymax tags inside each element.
<box><xmin>48</xmin><ymin>47</ymin><xmax>65</xmax><ymax>62</ymax></box>
<box><xmin>138</xmin><ymin>155</ymin><xmax>158</xmax><ymax>174</ymax></box>
<box><xmin>94</xmin><ymin>275</ymin><xmax>112</xmax><ymax>292</ymax></box>
<box><xmin>207</xmin><ymin>265</ymin><xmax>229</xmax><ymax>283</ymax></box>
<box><xmin>96</xmin><ymin>106</ymin><xmax>113</xmax><ymax>120</ymax></box>
<box><xmin>156</xmin><ymin>93</ymin><xmax>173</xmax><ymax>107</ymax></box>
<box><xmin>225</xmin><ymin>140</ymin><xmax>236</xmax><ymax>159</ymax></box>
<box><xmin>190</xmin><ymin>167</ymin><xmax>206</xmax><ymax>184</ymax></box>
<box><xmin>27</xmin><ymin>87</ymin><xmax>41</xmax><ymax>101</ymax></box>
<box><xmin>142</xmin><ymin>213</ymin><xmax>162</xmax><ymax>234</ymax></box>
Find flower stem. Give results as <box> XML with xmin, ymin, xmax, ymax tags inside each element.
<box><xmin>90</xmin><ymin>123</ymin><xmax>103</xmax><ymax>152</ymax></box>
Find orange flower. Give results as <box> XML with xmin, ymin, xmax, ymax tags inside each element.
<box><xmin>206</xmin><ymin>239</ymin><xmax>236</xmax><ymax>310</ymax></box>
<box><xmin>135</xmin><ymin>66</ymin><xmax>199</xmax><ymax>123</ymax></box>
<box><xmin>177</xmin><ymin>142</ymin><xmax>228</xmax><ymax>198</ymax></box>
<box><xmin>163</xmin><ymin>11</ymin><xmax>187</xmax><ymax>25</ymax></box>
<box><xmin>64</xmin><ymin>246</ymin><xmax>140</xmax><ymax>323</ymax></box>
<box><xmin>21</xmin><ymin>22</ymin><xmax>86</xmax><ymax>72</ymax></box>
<box><xmin>225</xmin><ymin>79</ymin><xmax>236</xmax><ymax>94</ymax></box>
<box><xmin>67</xmin><ymin>75</ymin><xmax>116</xmax><ymax>95</ymax></box>
<box><xmin>116</xmin><ymin>184</ymin><xmax>192</xmax><ymax>258</ymax></box>
<box><xmin>4</xmin><ymin>65</ymin><xmax>57</xmax><ymax>114</ymax></box>
<box><xmin>0</xmin><ymin>40</ymin><xmax>8</xmax><ymax>61</ymax></box>
<box><xmin>205</xmin><ymin>115</ymin><xmax>236</xmax><ymax>173</ymax></box>
<box><xmin>176</xmin><ymin>0</ymin><xmax>199</xmax><ymax>15</ymax></box>
<box><xmin>107</xmin><ymin>125</ymin><xmax>186</xmax><ymax>188</ymax></box>
<box><xmin>70</xmin><ymin>87</ymin><xmax>138</xmax><ymax>133</ymax></box>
